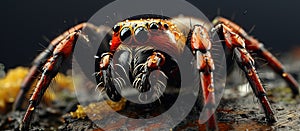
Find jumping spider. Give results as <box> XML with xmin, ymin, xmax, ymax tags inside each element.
<box><xmin>13</xmin><ymin>14</ymin><xmax>299</xmax><ymax>130</ymax></box>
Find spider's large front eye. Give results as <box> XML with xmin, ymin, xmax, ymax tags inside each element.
<box><xmin>134</xmin><ymin>26</ymin><xmax>149</xmax><ymax>43</ymax></box>
<box><xmin>120</xmin><ymin>27</ymin><xmax>132</xmax><ymax>42</ymax></box>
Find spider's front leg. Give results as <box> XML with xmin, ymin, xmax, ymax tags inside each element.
<box><xmin>13</xmin><ymin>44</ymin><xmax>55</xmax><ymax>111</ymax></box>
<box><xmin>188</xmin><ymin>25</ymin><xmax>217</xmax><ymax>130</ymax></box>
<box><xmin>213</xmin><ymin>17</ymin><xmax>299</xmax><ymax>96</ymax></box>
<box><xmin>214</xmin><ymin>24</ymin><xmax>277</xmax><ymax>123</ymax></box>
<box><xmin>20</xmin><ymin>29</ymin><xmax>81</xmax><ymax>130</ymax></box>
<box><xmin>13</xmin><ymin>24</ymin><xmax>88</xmax><ymax>111</ymax></box>
<box><xmin>18</xmin><ymin>23</ymin><xmax>111</xmax><ymax>130</ymax></box>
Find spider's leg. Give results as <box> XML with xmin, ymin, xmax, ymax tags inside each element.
<box><xmin>20</xmin><ymin>24</ymin><xmax>89</xmax><ymax>130</ymax></box>
<box><xmin>245</xmin><ymin>38</ymin><xmax>299</xmax><ymax>95</ymax></box>
<box><xmin>213</xmin><ymin>16</ymin><xmax>299</xmax><ymax>95</ymax></box>
<box><xmin>21</xmin><ymin>55</ymin><xmax>65</xmax><ymax>130</ymax></box>
<box><xmin>215</xmin><ymin>24</ymin><xmax>277</xmax><ymax>123</ymax></box>
<box><xmin>13</xmin><ymin>23</ymin><xmax>94</xmax><ymax>111</ymax></box>
<box><xmin>197</xmin><ymin>51</ymin><xmax>217</xmax><ymax>130</ymax></box>
<box><xmin>234</xmin><ymin>46</ymin><xmax>277</xmax><ymax>123</ymax></box>
<box><xmin>13</xmin><ymin>44</ymin><xmax>55</xmax><ymax>111</ymax></box>
<box><xmin>187</xmin><ymin>25</ymin><xmax>217</xmax><ymax>130</ymax></box>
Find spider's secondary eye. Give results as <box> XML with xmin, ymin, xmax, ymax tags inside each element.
<box><xmin>149</xmin><ymin>22</ymin><xmax>159</xmax><ymax>30</ymax></box>
<box><xmin>120</xmin><ymin>27</ymin><xmax>132</xmax><ymax>42</ymax></box>
<box><xmin>164</xmin><ymin>23</ymin><xmax>169</xmax><ymax>30</ymax></box>
<box><xmin>132</xmin><ymin>23</ymin><xmax>138</xmax><ymax>29</ymax></box>
<box><xmin>144</xmin><ymin>23</ymin><xmax>149</xmax><ymax>28</ymax></box>
<box><xmin>113</xmin><ymin>25</ymin><xmax>120</xmax><ymax>33</ymax></box>
<box><xmin>134</xmin><ymin>26</ymin><xmax>149</xmax><ymax>43</ymax></box>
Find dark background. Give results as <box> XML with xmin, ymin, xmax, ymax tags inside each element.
<box><xmin>0</xmin><ymin>0</ymin><xmax>299</xmax><ymax>69</ymax></box>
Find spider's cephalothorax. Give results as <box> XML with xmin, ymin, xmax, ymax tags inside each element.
<box><xmin>92</xmin><ymin>17</ymin><xmax>187</xmax><ymax>103</ymax></box>
<box><xmin>13</xmin><ymin>15</ymin><xmax>299</xmax><ymax>130</ymax></box>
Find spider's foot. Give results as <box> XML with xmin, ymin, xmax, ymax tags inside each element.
<box><xmin>266</xmin><ymin>114</ymin><xmax>277</xmax><ymax>124</ymax></box>
<box><xmin>206</xmin><ymin>115</ymin><xmax>218</xmax><ymax>131</ymax></box>
<box><xmin>284</xmin><ymin>73</ymin><xmax>300</xmax><ymax>96</ymax></box>
<box><xmin>19</xmin><ymin>122</ymin><xmax>29</xmax><ymax>131</ymax></box>
<box><xmin>290</xmin><ymin>85</ymin><xmax>299</xmax><ymax>97</ymax></box>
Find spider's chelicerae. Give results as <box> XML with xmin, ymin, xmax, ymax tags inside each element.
<box><xmin>13</xmin><ymin>14</ymin><xmax>299</xmax><ymax>130</ymax></box>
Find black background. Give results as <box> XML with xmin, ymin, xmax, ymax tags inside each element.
<box><xmin>0</xmin><ymin>0</ymin><xmax>299</xmax><ymax>69</ymax></box>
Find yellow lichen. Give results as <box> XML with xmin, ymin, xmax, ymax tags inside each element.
<box><xmin>0</xmin><ymin>66</ymin><xmax>125</xmax><ymax>119</ymax></box>
<box><xmin>70</xmin><ymin>105</ymin><xmax>86</xmax><ymax>119</ymax></box>
<box><xmin>0</xmin><ymin>67</ymin><xmax>74</xmax><ymax>113</ymax></box>
<box><xmin>53</xmin><ymin>73</ymin><xmax>74</xmax><ymax>92</ymax></box>
<box><xmin>70</xmin><ymin>98</ymin><xmax>126</xmax><ymax>120</ymax></box>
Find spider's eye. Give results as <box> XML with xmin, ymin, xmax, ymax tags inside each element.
<box><xmin>113</xmin><ymin>25</ymin><xmax>120</xmax><ymax>33</ymax></box>
<box><xmin>149</xmin><ymin>22</ymin><xmax>159</xmax><ymax>30</ymax></box>
<box><xmin>164</xmin><ymin>23</ymin><xmax>169</xmax><ymax>30</ymax></box>
<box><xmin>144</xmin><ymin>23</ymin><xmax>149</xmax><ymax>28</ymax></box>
<box><xmin>120</xmin><ymin>27</ymin><xmax>132</xmax><ymax>42</ymax></box>
<box><xmin>134</xmin><ymin>26</ymin><xmax>149</xmax><ymax>43</ymax></box>
<box><xmin>132</xmin><ymin>23</ymin><xmax>138</xmax><ymax>29</ymax></box>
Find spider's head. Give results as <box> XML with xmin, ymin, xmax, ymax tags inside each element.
<box><xmin>110</xmin><ymin>18</ymin><xmax>182</xmax><ymax>53</ymax></box>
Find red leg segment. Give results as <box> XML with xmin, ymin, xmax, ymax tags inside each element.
<box><xmin>20</xmin><ymin>29</ymin><xmax>81</xmax><ymax>130</ymax></box>
<box><xmin>213</xmin><ymin>17</ymin><xmax>299</xmax><ymax>95</ymax></box>
<box><xmin>13</xmin><ymin>44</ymin><xmax>55</xmax><ymax>111</ymax></box>
<box><xmin>13</xmin><ymin>23</ymin><xmax>93</xmax><ymax>111</ymax></box>
<box><xmin>214</xmin><ymin>23</ymin><xmax>277</xmax><ymax>122</ymax></box>
<box><xmin>256</xmin><ymin>45</ymin><xmax>299</xmax><ymax>95</ymax></box>
<box><xmin>21</xmin><ymin>55</ymin><xmax>64</xmax><ymax>130</ymax></box>
<box><xmin>234</xmin><ymin>47</ymin><xmax>277</xmax><ymax>122</ymax></box>
<box><xmin>197</xmin><ymin>50</ymin><xmax>217</xmax><ymax>130</ymax></box>
<box><xmin>188</xmin><ymin>25</ymin><xmax>218</xmax><ymax>130</ymax></box>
